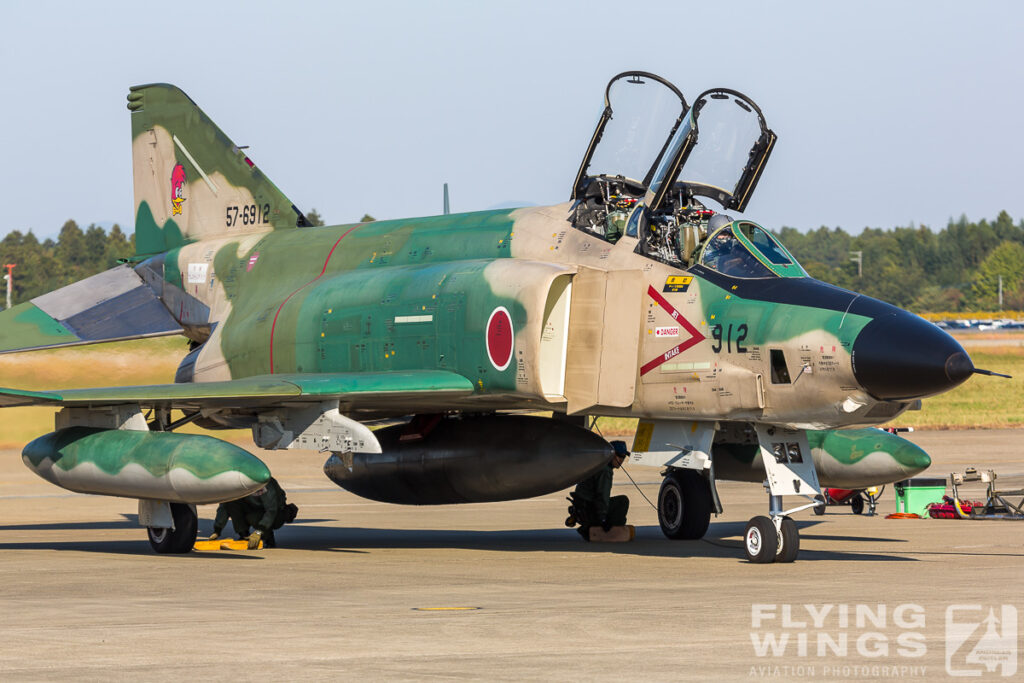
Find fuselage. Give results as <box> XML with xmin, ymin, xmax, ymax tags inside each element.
<box><xmin>147</xmin><ymin>201</ymin><xmax>971</xmax><ymax>432</ymax></box>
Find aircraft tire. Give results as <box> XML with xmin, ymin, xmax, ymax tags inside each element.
<box><xmin>850</xmin><ymin>496</ymin><xmax>865</xmax><ymax>515</ymax></box>
<box><xmin>775</xmin><ymin>517</ymin><xmax>799</xmax><ymax>563</ymax></box>
<box><xmin>658</xmin><ymin>469</ymin><xmax>712</xmax><ymax>540</ymax></box>
<box><xmin>813</xmin><ymin>495</ymin><xmax>826</xmax><ymax>516</ymax></box>
<box><xmin>147</xmin><ymin>503</ymin><xmax>198</xmax><ymax>554</ymax></box>
<box><xmin>744</xmin><ymin>516</ymin><xmax>778</xmax><ymax>564</ymax></box>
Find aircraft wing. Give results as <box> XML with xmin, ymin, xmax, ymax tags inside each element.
<box><xmin>0</xmin><ymin>370</ymin><xmax>475</xmax><ymax>410</ymax></box>
<box><xmin>0</xmin><ymin>265</ymin><xmax>182</xmax><ymax>354</ymax></box>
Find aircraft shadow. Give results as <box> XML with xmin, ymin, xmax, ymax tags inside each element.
<box><xmin>0</xmin><ymin>513</ymin><xmax>333</xmax><ymax>533</ymax></box>
<box><xmin>266</xmin><ymin>519</ymin><xmax>918</xmax><ymax>563</ymax></box>
<box><xmin>0</xmin><ymin>539</ymin><xmax>263</xmax><ymax>559</ymax></box>
<box><xmin>11</xmin><ymin>517</ymin><xmax>1007</xmax><ymax>562</ymax></box>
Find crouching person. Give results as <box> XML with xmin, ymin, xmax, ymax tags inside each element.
<box><xmin>209</xmin><ymin>477</ymin><xmax>299</xmax><ymax>549</ymax></box>
<box><xmin>565</xmin><ymin>440</ymin><xmax>630</xmax><ymax>541</ymax></box>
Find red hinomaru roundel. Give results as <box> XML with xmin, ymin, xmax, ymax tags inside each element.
<box><xmin>486</xmin><ymin>307</ymin><xmax>514</xmax><ymax>371</ymax></box>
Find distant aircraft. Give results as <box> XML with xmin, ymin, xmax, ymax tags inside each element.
<box><xmin>0</xmin><ymin>72</ymin><xmax>1000</xmax><ymax>562</ymax></box>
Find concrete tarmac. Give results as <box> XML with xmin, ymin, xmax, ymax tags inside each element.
<box><xmin>1</xmin><ymin>430</ymin><xmax>1023</xmax><ymax>681</ymax></box>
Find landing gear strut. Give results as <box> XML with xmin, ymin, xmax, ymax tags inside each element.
<box><xmin>147</xmin><ymin>502</ymin><xmax>197</xmax><ymax>554</ymax></box>
<box><xmin>746</xmin><ymin>426</ymin><xmax>822</xmax><ymax>564</ymax></box>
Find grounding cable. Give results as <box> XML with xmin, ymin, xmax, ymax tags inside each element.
<box><xmin>589</xmin><ymin>416</ymin><xmax>659</xmax><ymax>512</ymax></box>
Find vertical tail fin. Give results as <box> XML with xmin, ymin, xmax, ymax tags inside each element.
<box><xmin>127</xmin><ymin>84</ymin><xmax>309</xmax><ymax>255</ymax></box>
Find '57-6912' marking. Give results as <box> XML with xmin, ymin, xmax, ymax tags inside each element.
<box><xmin>226</xmin><ymin>203</ymin><xmax>271</xmax><ymax>227</ymax></box>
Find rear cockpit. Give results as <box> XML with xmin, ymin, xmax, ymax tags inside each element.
<box><xmin>569</xmin><ymin>72</ymin><xmax>800</xmax><ymax>278</ymax></box>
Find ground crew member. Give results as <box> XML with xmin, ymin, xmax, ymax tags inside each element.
<box><xmin>565</xmin><ymin>440</ymin><xmax>630</xmax><ymax>539</ymax></box>
<box><xmin>208</xmin><ymin>477</ymin><xmax>297</xmax><ymax>549</ymax></box>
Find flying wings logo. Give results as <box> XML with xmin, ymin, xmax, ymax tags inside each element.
<box><xmin>170</xmin><ymin>163</ymin><xmax>186</xmax><ymax>215</ymax></box>
<box><xmin>946</xmin><ymin>605</ymin><xmax>1017</xmax><ymax>676</ymax></box>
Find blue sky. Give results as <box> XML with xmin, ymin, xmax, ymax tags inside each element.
<box><xmin>2</xmin><ymin>1</ymin><xmax>1022</xmax><ymax>239</ymax></box>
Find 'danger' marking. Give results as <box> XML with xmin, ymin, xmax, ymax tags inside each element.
<box><xmin>486</xmin><ymin>307</ymin><xmax>514</xmax><ymax>371</ymax></box>
<box><xmin>640</xmin><ymin>286</ymin><xmax>706</xmax><ymax>376</ymax></box>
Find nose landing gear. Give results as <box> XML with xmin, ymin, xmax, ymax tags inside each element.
<box><xmin>743</xmin><ymin>426</ymin><xmax>823</xmax><ymax>564</ymax></box>
<box><xmin>744</xmin><ymin>503</ymin><xmax>810</xmax><ymax>564</ymax></box>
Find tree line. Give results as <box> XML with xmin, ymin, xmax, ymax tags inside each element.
<box><xmin>1</xmin><ymin>210</ymin><xmax>1021</xmax><ymax>313</ymax></box>
<box><xmin>778</xmin><ymin>210</ymin><xmax>1024</xmax><ymax>312</ymax></box>
<box><xmin>0</xmin><ymin>208</ymin><xmax>356</xmax><ymax>305</ymax></box>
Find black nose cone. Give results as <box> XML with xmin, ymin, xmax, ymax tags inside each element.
<box><xmin>852</xmin><ymin>311</ymin><xmax>973</xmax><ymax>400</ymax></box>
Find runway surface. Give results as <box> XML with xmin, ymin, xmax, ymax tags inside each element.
<box><xmin>1</xmin><ymin>430</ymin><xmax>1022</xmax><ymax>680</ymax></box>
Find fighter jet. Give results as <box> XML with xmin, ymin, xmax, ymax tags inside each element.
<box><xmin>0</xmin><ymin>72</ymin><xmax>995</xmax><ymax>562</ymax></box>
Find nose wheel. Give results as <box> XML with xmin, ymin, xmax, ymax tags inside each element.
<box><xmin>744</xmin><ymin>515</ymin><xmax>799</xmax><ymax>563</ymax></box>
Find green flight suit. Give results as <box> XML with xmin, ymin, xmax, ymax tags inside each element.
<box><xmin>572</xmin><ymin>463</ymin><xmax>629</xmax><ymax>529</ymax></box>
<box><xmin>213</xmin><ymin>477</ymin><xmax>289</xmax><ymax>545</ymax></box>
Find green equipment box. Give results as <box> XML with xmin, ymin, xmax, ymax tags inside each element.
<box><xmin>894</xmin><ymin>477</ymin><xmax>947</xmax><ymax>516</ymax></box>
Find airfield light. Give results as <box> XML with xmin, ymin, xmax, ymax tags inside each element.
<box><xmin>849</xmin><ymin>250</ymin><xmax>863</xmax><ymax>277</ymax></box>
<box><xmin>3</xmin><ymin>263</ymin><xmax>14</xmax><ymax>310</ymax></box>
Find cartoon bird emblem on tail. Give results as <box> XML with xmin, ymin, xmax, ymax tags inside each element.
<box><xmin>170</xmin><ymin>163</ymin><xmax>186</xmax><ymax>215</ymax></box>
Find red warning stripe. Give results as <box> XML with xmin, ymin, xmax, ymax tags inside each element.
<box><xmin>640</xmin><ymin>285</ymin><xmax>706</xmax><ymax>376</ymax></box>
<box><xmin>269</xmin><ymin>225</ymin><xmax>358</xmax><ymax>373</ymax></box>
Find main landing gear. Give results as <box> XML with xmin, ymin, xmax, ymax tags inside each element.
<box><xmin>147</xmin><ymin>502</ymin><xmax>198</xmax><ymax>554</ymax></box>
<box><xmin>635</xmin><ymin>421</ymin><xmax>821</xmax><ymax>563</ymax></box>
<box><xmin>657</xmin><ymin>469</ymin><xmax>713</xmax><ymax>540</ymax></box>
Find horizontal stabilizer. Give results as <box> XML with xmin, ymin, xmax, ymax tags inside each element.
<box><xmin>0</xmin><ymin>266</ymin><xmax>182</xmax><ymax>354</ymax></box>
<box><xmin>0</xmin><ymin>370</ymin><xmax>475</xmax><ymax>409</ymax></box>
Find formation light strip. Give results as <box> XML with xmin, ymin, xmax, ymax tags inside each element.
<box><xmin>173</xmin><ymin>135</ymin><xmax>219</xmax><ymax>195</ymax></box>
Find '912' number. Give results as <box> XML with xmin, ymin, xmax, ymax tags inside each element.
<box><xmin>226</xmin><ymin>204</ymin><xmax>271</xmax><ymax>227</ymax></box>
<box><xmin>711</xmin><ymin>323</ymin><xmax>748</xmax><ymax>354</ymax></box>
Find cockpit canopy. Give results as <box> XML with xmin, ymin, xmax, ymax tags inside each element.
<box><xmin>571</xmin><ymin>72</ymin><xmax>688</xmax><ymax>199</ymax></box>
<box><xmin>569</xmin><ymin>71</ymin><xmax>797</xmax><ymax>278</ymax></box>
<box><xmin>645</xmin><ymin>88</ymin><xmax>776</xmax><ymax>214</ymax></box>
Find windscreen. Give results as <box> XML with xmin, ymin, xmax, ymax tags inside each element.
<box><xmin>737</xmin><ymin>222</ymin><xmax>793</xmax><ymax>265</ymax></box>
<box><xmin>587</xmin><ymin>76</ymin><xmax>685</xmax><ymax>185</ymax></box>
<box><xmin>700</xmin><ymin>228</ymin><xmax>773</xmax><ymax>278</ymax></box>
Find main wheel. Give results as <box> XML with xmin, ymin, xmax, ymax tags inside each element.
<box><xmin>658</xmin><ymin>469</ymin><xmax>712</xmax><ymax>540</ymax></box>
<box><xmin>744</xmin><ymin>516</ymin><xmax>778</xmax><ymax>564</ymax></box>
<box><xmin>775</xmin><ymin>517</ymin><xmax>799</xmax><ymax>563</ymax></box>
<box><xmin>850</xmin><ymin>496</ymin><xmax>865</xmax><ymax>515</ymax></box>
<box><xmin>147</xmin><ymin>503</ymin><xmax>197</xmax><ymax>554</ymax></box>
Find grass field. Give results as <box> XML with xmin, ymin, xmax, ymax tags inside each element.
<box><xmin>889</xmin><ymin>345</ymin><xmax>1024</xmax><ymax>429</ymax></box>
<box><xmin>0</xmin><ymin>337</ymin><xmax>190</xmax><ymax>448</ymax></box>
<box><xmin>0</xmin><ymin>335</ymin><xmax>1020</xmax><ymax>447</ymax></box>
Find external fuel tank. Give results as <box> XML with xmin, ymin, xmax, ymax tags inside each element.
<box><xmin>324</xmin><ymin>415</ymin><xmax>613</xmax><ymax>504</ymax></box>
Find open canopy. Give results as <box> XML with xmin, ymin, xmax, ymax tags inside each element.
<box><xmin>569</xmin><ymin>72</ymin><xmax>791</xmax><ymax>275</ymax></box>
<box><xmin>571</xmin><ymin>71</ymin><xmax>688</xmax><ymax>200</ymax></box>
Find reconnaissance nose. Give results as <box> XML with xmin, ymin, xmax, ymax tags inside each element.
<box><xmin>851</xmin><ymin>310</ymin><xmax>973</xmax><ymax>401</ymax></box>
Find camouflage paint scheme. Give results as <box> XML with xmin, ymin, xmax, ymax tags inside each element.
<box><xmin>0</xmin><ymin>81</ymin><xmax>969</xmax><ymax>504</ymax></box>
<box><xmin>23</xmin><ymin>427</ymin><xmax>270</xmax><ymax>504</ymax></box>
<box><xmin>713</xmin><ymin>428</ymin><xmax>932</xmax><ymax>489</ymax></box>
<box><xmin>149</xmin><ymin>198</ymin><xmax>878</xmax><ymax>428</ymax></box>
